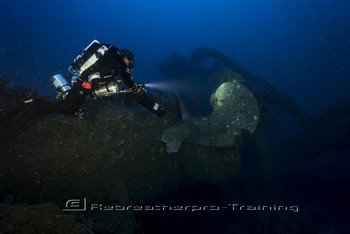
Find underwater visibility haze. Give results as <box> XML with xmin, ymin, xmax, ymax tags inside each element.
<box><xmin>0</xmin><ymin>0</ymin><xmax>350</xmax><ymax>233</ymax></box>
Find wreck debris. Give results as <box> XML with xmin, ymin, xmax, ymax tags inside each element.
<box><xmin>161</xmin><ymin>79</ymin><xmax>259</xmax><ymax>153</ymax></box>
<box><xmin>1</xmin><ymin>43</ymin><xmax>348</xmax><ymax>233</ymax></box>
<box><xmin>198</xmin><ymin>80</ymin><xmax>259</xmax><ymax>147</ymax></box>
<box><xmin>0</xmin><ymin>203</ymin><xmax>138</xmax><ymax>233</ymax></box>
<box><xmin>179</xmin><ymin>144</ymin><xmax>241</xmax><ymax>183</ymax></box>
<box><xmin>210</xmin><ymin>70</ymin><xmax>246</xmax><ymax>84</ymax></box>
<box><xmin>161</xmin><ymin>123</ymin><xmax>191</xmax><ymax>153</ymax></box>
<box><xmin>0</xmin><ymin>203</ymin><xmax>91</xmax><ymax>233</ymax></box>
<box><xmin>159</xmin><ymin>46</ymin><xmax>307</xmax><ymax>125</ymax></box>
<box><xmin>283</xmin><ymin>98</ymin><xmax>350</xmax><ymax>160</ymax></box>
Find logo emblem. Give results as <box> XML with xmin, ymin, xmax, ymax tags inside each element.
<box><xmin>62</xmin><ymin>198</ymin><xmax>87</xmax><ymax>211</ymax></box>
<box><xmin>153</xmin><ymin>103</ymin><xmax>159</xmax><ymax>110</ymax></box>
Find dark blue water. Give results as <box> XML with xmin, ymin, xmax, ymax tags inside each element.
<box><xmin>1</xmin><ymin>0</ymin><xmax>349</xmax><ymax>111</ymax></box>
<box><xmin>1</xmin><ymin>0</ymin><xmax>349</xmax><ymax>232</ymax></box>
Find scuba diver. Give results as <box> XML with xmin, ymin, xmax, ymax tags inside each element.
<box><xmin>51</xmin><ymin>40</ymin><xmax>166</xmax><ymax>118</ymax></box>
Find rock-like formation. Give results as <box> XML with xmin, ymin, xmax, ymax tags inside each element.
<box><xmin>0</xmin><ymin>203</ymin><xmax>91</xmax><ymax>233</ymax></box>
<box><xmin>0</xmin><ymin>77</ymin><xmax>250</xmax><ymax>232</ymax></box>
<box><xmin>0</xmin><ymin>202</ymin><xmax>138</xmax><ymax>233</ymax></box>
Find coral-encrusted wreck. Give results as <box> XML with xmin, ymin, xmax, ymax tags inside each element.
<box><xmin>0</xmin><ymin>68</ymin><xmax>259</xmax><ymax>233</ymax></box>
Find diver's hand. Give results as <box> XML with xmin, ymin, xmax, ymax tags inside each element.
<box><xmin>131</xmin><ymin>84</ymin><xmax>142</xmax><ymax>94</ymax></box>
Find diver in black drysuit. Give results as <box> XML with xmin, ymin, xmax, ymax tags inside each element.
<box><xmin>60</xmin><ymin>43</ymin><xmax>166</xmax><ymax>117</ymax></box>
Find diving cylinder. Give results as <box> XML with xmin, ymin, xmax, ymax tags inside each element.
<box><xmin>50</xmin><ymin>74</ymin><xmax>71</xmax><ymax>99</ymax></box>
<box><xmin>93</xmin><ymin>82</ymin><xmax>121</xmax><ymax>97</ymax></box>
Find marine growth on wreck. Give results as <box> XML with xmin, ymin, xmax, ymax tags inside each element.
<box><xmin>0</xmin><ymin>50</ymin><xmax>262</xmax><ymax>232</ymax></box>
<box><xmin>1</xmin><ymin>47</ymin><xmax>349</xmax><ymax>233</ymax></box>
